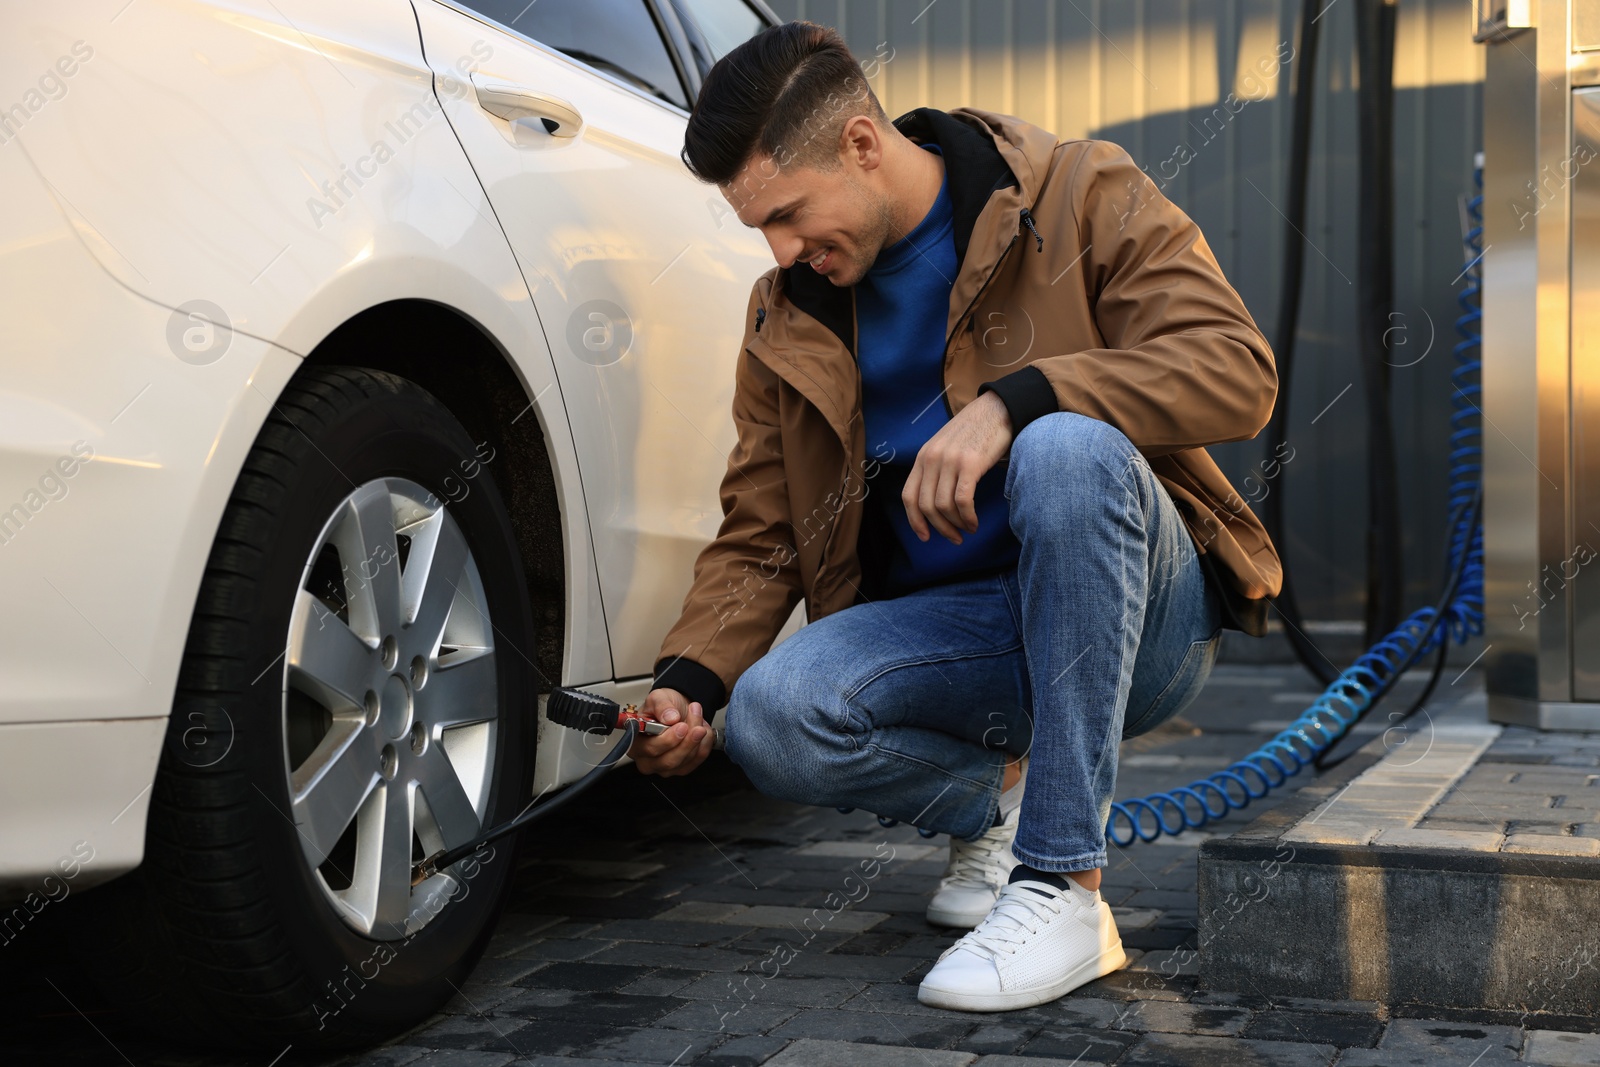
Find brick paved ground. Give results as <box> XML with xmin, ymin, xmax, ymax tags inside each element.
<box><xmin>9</xmin><ymin>666</ymin><xmax>1600</xmax><ymax>1065</ymax></box>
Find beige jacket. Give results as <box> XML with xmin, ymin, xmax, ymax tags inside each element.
<box><xmin>652</xmin><ymin>107</ymin><xmax>1282</xmax><ymax>714</ymax></box>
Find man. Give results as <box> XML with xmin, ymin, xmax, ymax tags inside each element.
<box><xmin>629</xmin><ymin>21</ymin><xmax>1281</xmax><ymax>1012</ymax></box>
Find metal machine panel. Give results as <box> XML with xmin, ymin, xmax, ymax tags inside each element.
<box><xmin>1570</xmin><ymin>87</ymin><xmax>1600</xmax><ymax>699</ymax></box>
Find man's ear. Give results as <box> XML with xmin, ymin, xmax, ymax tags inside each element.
<box><xmin>840</xmin><ymin>114</ymin><xmax>885</xmax><ymax>172</ymax></box>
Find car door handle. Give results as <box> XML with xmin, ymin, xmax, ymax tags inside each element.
<box><xmin>470</xmin><ymin>73</ymin><xmax>583</xmax><ymax>137</ymax></box>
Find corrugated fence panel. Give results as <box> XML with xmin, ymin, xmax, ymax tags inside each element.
<box><xmin>774</xmin><ymin>0</ymin><xmax>1485</xmax><ymax>622</ymax></box>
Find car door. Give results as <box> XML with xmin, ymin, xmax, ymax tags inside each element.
<box><xmin>414</xmin><ymin>0</ymin><xmax>776</xmax><ymax>681</ymax></box>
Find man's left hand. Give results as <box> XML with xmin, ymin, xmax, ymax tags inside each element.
<box><xmin>902</xmin><ymin>390</ymin><xmax>1014</xmax><ymax>545</ymax></box>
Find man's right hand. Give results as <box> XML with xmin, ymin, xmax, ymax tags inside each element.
<box><xmin>629</xmin><ymin>687</ymin><xmax>714</xmax><ymax>777</ymax></box>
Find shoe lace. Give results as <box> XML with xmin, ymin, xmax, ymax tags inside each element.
<box><xmin>943</xmin><ymin>828</ymin><xmax>1013</xmax><ymax>887</ymax></box>
<box><xmin>946</xmin><ymin>883</ymin><xmax>1065</xmax><ymax>959</ymax></box>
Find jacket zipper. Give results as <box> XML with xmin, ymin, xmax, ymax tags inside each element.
<box><xmin>937</xmin><ymin>206</ymin><xmax>1044</xmax><ymax>417</ymax></box>
<box><xmin>1019</xmin><ymin>207</ymin><xmax>1044</xmax><ymax>251</ymax></box>
<box><xmin>940</xmin><ymin>231</ymin><xmax>1019</xmax><ymax>417</ymax></box>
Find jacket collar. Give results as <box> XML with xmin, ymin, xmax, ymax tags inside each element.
<box><xmin>777</xmin><ymin>107</ymin><xmax>1021</xmax><ymax>357</ymax></box>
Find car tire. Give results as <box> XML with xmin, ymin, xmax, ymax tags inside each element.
<box><xmin>82</xmin><ymin>365</ymin><xmax>536</xmax><ymax>1049</ymax></box>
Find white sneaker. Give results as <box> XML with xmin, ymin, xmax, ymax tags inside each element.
<box><xmin>925</xmin><ymin>819</ymin><xmax>1020</xmax><ymax>928</ymax></box>
<box><xmin>925</xmin><ymin>759</ymin><xmax>1028</xmax><ymax>928</ymax></box>
<box><xmin>917</xmin><ymin>878</ymin><xmax>1127</xmax><ymax>1012</ymax></box>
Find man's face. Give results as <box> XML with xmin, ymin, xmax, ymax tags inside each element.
<box><xmin>722</xmin><ymin>134</ymin><xmax>895</xmax><ymax>287</ymax></box>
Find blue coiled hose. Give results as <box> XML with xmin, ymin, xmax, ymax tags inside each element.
<box><xmin>1105</xmin><ymin>169</ymin><xmax>1487</xmax><ymax>846</ymax></box>
<box><xmin>845</xmin><ymin>171</ymin><xmax>1488</xmax><ymax>847</ymax></box>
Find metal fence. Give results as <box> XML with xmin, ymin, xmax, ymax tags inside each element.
<box><xmin>769</xmin><ymin>0</ymin><xmax>1485</xmax><ymax>624</ymax></box>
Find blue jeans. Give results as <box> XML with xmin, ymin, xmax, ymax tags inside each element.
<box><xmin>724</xmin><ymin>413</ymin><xmax>1222</xmax><ymax>872</ymax></box>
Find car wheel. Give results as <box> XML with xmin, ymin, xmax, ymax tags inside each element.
<box><xmin>85</xmin><ymin>366</ymin><xmax>536</xmax><ymax>1049</ymax></box>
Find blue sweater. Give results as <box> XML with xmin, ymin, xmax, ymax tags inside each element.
<box><xmin>855</xmin><ymin>148</ymin><xmax>1021</xmax><ymax>594</ymax></box>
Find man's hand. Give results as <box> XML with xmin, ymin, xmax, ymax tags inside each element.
<box><xmin>902</xmin><ymin>390</ymin><xmax>1014</xmax><ymax>544</ymax></box>
<box><xmin>628</xmin><ymin>687</ymin><xmax>714</xmax><ymax>777</ymax></box>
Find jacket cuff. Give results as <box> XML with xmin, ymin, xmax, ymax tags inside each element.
<box><xmin>652</xmin><ymin>656</ymin><xmax>728</xmax><ymax>721</ymax></box>
<box><xmin>978</xmin><ymin>364</ymin><xmax>1057</xmax><ymax>435</ymax></box>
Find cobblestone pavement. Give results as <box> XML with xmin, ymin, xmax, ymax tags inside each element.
<box><xmin>10</xmin><ymin>666</ymin><xmax>1600</xmax><ymax>1066</ymax></box>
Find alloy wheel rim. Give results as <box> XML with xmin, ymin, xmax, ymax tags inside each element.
<box><xmin>281</xmin><ymin>477</ymin><xmax>499</xmax><ymax>939</ymax></box>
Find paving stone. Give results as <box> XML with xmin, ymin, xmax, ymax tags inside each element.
<box><xmin>1268</xmin><ymin>997</ymin><xmax>1381</xmax><ymax>1016</ymax></box>
<box><xmin>1525</xmin><ymin>1029</ymin><xmax>1600</xmax><ymax>1066</ymax></box>
<box><xmin>674</xmin><ymin>972</ymin><xmax>862</xmax><ymax>1008</ymax></box>
<box><xmin>547</xmin><ymin>859</ymin><xmax>667</xmax><ymax>880</ymax></box>
<box><xmin>837</xmin><ymin>890</ymin><xmax>943</xmax><ymax>914</ymax></box>
<box><xmin>1189</xmin><ymin>989</ymin><xmax>1272</xmax><ymax>1010</ymax></box>
<box><xmin>1370</xmin><ymin>827</ymin><xmax>1504</xmax><ymax>851</ymax></box>
<box><xmin>402</xmin><ymin>1052</ymin><xmax>518</xmax><ymax>1067</ymax></box>
<box><xmin>529</xmin><ymin>920</ymin><xmax>606</xmax><ymax>939</ymax></box>
<box><xmin>831</xmin><ymin>930</ymin><xmax>922</xmax><ymax>956</ymax></box>
<box><xmin>1127</xmin><ymin>949</ymin><xmax>1202</xmax><ymax>977</ymax></box>
<box><xmin>1125</xmin><ymin>889</ymin><xmax>1199</xmax><ymax>910</ymax></box>
<box><xmin>761</xmin><ymin>951</ymin><xmax>919</xmax><ymax>982</ymax></box>
<box><xmin>833</xmin><ymin>978</ymin><xmax>1122</xmax><ymax>1029</ymax></box>
<box><xmin>795</xmin><ymin>842</ymin><xmax>943</xmax><ymax>861</ymax></box>
<box><xmin>1502</xmin><ymin>833</ymin><xmax>1600</xmax><ymax>855</ymax></box>
<box><xmin>1375</xmin><ymin>1018</ymin><xmax>1523</xmax><ymax>1062</ymax></box>
<box><xmin>678</xmin><ymin>884</ymin><xmax>792</xmax><ymax>906</ymax></box>
<box><xmin>953</xmin><ymin>1021</ymin><xmax>1038</xmax><ymax>1055</ymax></box>
<box><xmin>1240</xmin><ymin>1010</ymin><xmax>1382</xmax><ymax>1048</ymax></box>
<box><xmin>405</xmin><ymin>1014</ymin><xmax>530</xmax><ymax>1053</ymax></box>
<box><xmin>1334</xmin><ymin>1052</ymin><xmax>1468</xmax><ymax>1066</ymax></box>
<box><xmin>508</xmin><ymin>891</ymin><xmax>668</xmax><ymax>920</ymax></box>
<box><xmin>529</xmin><ymin>877</ymin><xmax>650</xmax><ymax>900</ymax></box>
<box><xmin>696</xmin><ymin>1035</ymin><xmax>794</xmax><ymax>1066</ymax></box>
<box><xmin>1017</xmin><ymin>1026</ymin><xmax>1141</xmax><ymax>1063</ymax></box>
<box><xmin>1107</xmin><ymin>906</ymin><xmax>1163</xmax><ymax>930</ymax></box>
<box><xmin>1096</xmin><ymin>883</ymin><xmax>1140</xmax><ymax>906</ymax></box>
<box><xmin>1412</xmin><ymin>817</ymin><xmax>1511</xmax><ymax>834</ymax></box>
<box><xmin>770</xmin><ymin>1007</ymin><xmax>975</xmax><ymax>1048</ymax></box>
<box><xmin>342</xmin><ymin>1047</ymin><xmax>431</xmax><ymax>1066</ymax></box>
<box><xmin>654</xmin><ymin>901</ymin><xmax>757</xmax><ymax>923</ymax></box>
<box><xmin>494</xmin><ymin>989</ymin><xmax>682</xmax><ymax>1028</ymax></box>
<box><xmin>440</xmin><ymin>980</ymin><xmax>533</xmax><ymax>1015</ymax></box>
<box><xmin>342</xmin><ymin>1049</ymin><xmax>432</xmax><ymax>1062</ymax></box>
<box><xmin>1119</xmin><ymin>1032</ymin><xmax>1335</xmax><ymax>1065</ymax></box>
<box><xmin>491</xmin><ymin>935</ymin><xmax>616</xmax><ymax>962</ymax></box>
<box><xmin>514</xmin><ymin>961</ymin><xmax>657</xmax><ymax>991</ymax></box>
<box><xmin>1073</xmin><ymin>968</ymin><xmax>1197</xmax><ymax>1002</ymax></box>
<box><xmin>589</xmin><ymin>942</ymin><xmax>756</xmax><ymax>972</ymax></box>
<box><xmin>1506</xmin><ymin>819</ymin><xmax>1579</xmax><ymax>834</ymax></box>
<box><xmin>880</xmin><ymin>928</ymin><xmax>961</xmax><ymax>952</ymax></box>
<box><xmin>568</xmin><ymin>1026</ymin><xmax>722</xmax><ymax>1063</ymax></box>
<box><xmin>732</xmin><ymin>905</ymin><xmax>892</xmax><ymax>933</ymax></box>
<box><xmin>654</xmin><ymin>1000</ymin><xmax>800</xmax><ymax>1035</ymax></box>
<box><xmin>761</xmin><ymin>1039</ymin><xmax>977</xmax><ymax>1066</ymax></box>
<box><xmin>1108</xmin><ymin>999</ymin><xmax>1250</xmax><ymax>1036</ymax></box>
<box><xmin>617</xmin><ymin>967</ymin><xmax>707</xmax><ymax>997</ymax></box>
<box><xmin>723</xmin><ymin>927</ymin><xmax>860</xmax><ymax>955</ymax></box>
<box><xmin>587</xmin><ymin>919</ymin><xmax>750</xmax><ymax>945</ymax></box>
<box><xmin>1281</xmin><ymin>823</ymin><xmax>1379</xmax><ymax>846</ymax></box>
<box><xmin>1123</xmin><ymin>926</ymin><xmax>1196</xmax><ymax>951</ymax></box>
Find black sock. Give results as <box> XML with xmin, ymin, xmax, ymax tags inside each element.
<box><xmin>1008</xmin><ymin>863</ymin><xmax>1079</xmax><ymax>894</ymax></box>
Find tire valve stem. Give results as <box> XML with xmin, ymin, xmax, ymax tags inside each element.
<box><xmin>412</xmin><ymin>852</ymin><xmax>446</xmax><ymax>887</ymax></box>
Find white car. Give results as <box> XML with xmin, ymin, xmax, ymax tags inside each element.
<box><xmin>0</xmin><ymin>0</ymin><xmax>778</xmax><ymax>1047</ymax></box>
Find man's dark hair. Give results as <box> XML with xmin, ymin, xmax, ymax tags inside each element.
<box><xmin>682</xmin><ymin>20</ymin><xmax>888</xmax><ymax>186</ymax></box>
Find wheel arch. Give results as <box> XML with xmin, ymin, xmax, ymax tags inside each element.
<box><xmin>300</xmin><ymin>298</ymin><xmax>568</xmax><ymax>692</ymax></box>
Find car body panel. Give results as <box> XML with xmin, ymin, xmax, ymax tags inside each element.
<box><xmin>416</xmin><ymin>0</ymin><xmax>776</xmax><ymax>681</ymax></box>
<box><xmin>0</xmin><ymin>1</ymin><xmax>613</xmax><ymax>888</ymax></box>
